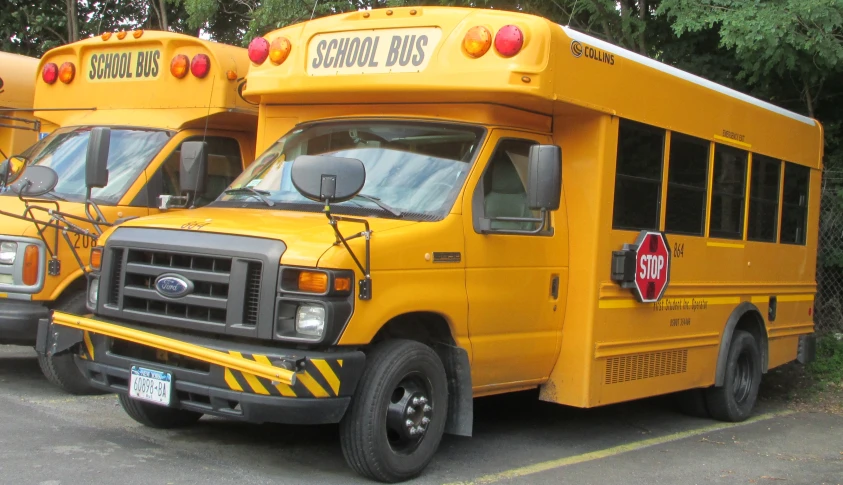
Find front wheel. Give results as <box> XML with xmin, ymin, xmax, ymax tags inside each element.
<box><xmin>37</xmin><ymin>291</ymin><xmax>106</xmax><ymax>395</ymax></box>
<box><xmin>340</xmin><ymin>339</ymin><xmax>449</xmax><ymax>483</ymax></box>
<box><xmin>705</xmin><ymin>330</ymin><xmax>762</xmax><ymax>422</ymax></box>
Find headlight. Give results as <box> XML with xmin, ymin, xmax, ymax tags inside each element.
<box><xmin>0</xmin><ymin>242</ymin><xmax>17</xmax><ymax>265</ymax></box>
<box><xmin>88</xmin><ymin>277</ymin><xmax>99</xmax><ymax>307</ymax></box>
<box><xmin>296</xmin><ymin>305</ymin><xmax>325</xmax><ymax>337</ymax></box>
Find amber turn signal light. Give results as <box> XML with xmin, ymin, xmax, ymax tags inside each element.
<box><xmin>464</xmin><ymin>26</ymin><xmax>492</xmax><ymax>58</ymax></box>
<box><xmin>269</xmin><ymin>37</ymin><xmax>292</xmax><ymax>65</ymax></box>
<box><xmin>90</xmin><ymin>247</ymin><xmax>103</xmax><ymax>271</ymax></box>
<box><xmin>22</xmin><ymin>245</ymin><xmax>39</xmax><ymax>286</ymax></box>
<box><xmin>101</xmin><ymin>32</ymin><xmax>112</xmax><ymax>41</ymax></box>
<box><xmin>334</xmin><ymin>277</ymin><xmax>352</xmax><ymax>292</ymax></box>
<box><xmin>170</xmin><ymin>54</ymin><xmax>189</xmax><ymax>79</ymax></box>
<box><xmin>58</xmin><ymin>62</ymin><xmax>75</xmax><ymax>84</ymax></box>
<box><xmin>133</xmin><ymin>29</ymin><xmax>144</xmax><ymax>39</ymax></box>
<box><xmin>117</xmin><ymin>31</ymin><xmax>127</xmax><ymax>40</ymax></box>
<box><xmin>298</xmin><ymin>271</ymin><xmax>328</xmax><ymax>293</ymax></box>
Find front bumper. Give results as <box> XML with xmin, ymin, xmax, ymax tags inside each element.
<box><xmin>52</xmin><ymin>311</ymin><xmax>366</xmax><ymax>425</ymax></box>
<box><xmin>0</xmin><ymin>299</ymin><xmax>50</xmax><ymax>345</ymax></box>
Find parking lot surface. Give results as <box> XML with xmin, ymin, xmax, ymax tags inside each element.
<box><xmin>1</xmin><ymin>345</ymin><xmax>841</xmax><ymax>485</ymax></box>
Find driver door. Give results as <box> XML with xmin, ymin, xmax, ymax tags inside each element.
<box><xmin>462</xmin><ymin>129</ymin><xmax>566</xmax><ymax>391</ymax></box>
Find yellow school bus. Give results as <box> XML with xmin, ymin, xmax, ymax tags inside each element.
<box><xmin>50</xmin><ymin>7</ymin><xmax>821</xmax><ymax>482</ymax></box>
<box><xmin>0</xmin><ymin>31</ymin><xmax>257</xmax><ymax>395</ymax></box>
<box><xmin>0</xmin><ymin>52</ymin><xmax>56</xmax><ymax>158</ymax></box>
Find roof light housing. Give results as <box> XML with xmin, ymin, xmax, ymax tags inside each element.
<box><xmin>248</xmin><ymin>37</ymin><xmax>270</xmax><ymax>64</ymax></box>
<box><xmin>494</xmin><ymin>25</ymin><xmax>524</xmax><ymax>57</ymax></box>
<box><xmin>463</xmin><ymin>26</ymin><xmax>492</xmax><ymax>58</ymax></box>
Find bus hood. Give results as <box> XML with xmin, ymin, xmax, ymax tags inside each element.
<box><xmin>110</xmin><ymin>207</ymin><xmax>418</xmax><ymax>266</ymax></box>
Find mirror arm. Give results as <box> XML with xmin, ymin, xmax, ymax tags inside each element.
<box><xmin>58</xmin><ymin>229</ymin><xmax>89</xmax><ymax>276</ymax></box>
<box><xmin>84</xmin><ymin>188</ymin><xmax>112</xmax><ymax>235</ymax></box>
<box><xmin>324</xmin><ymin>209</ymin><xmax>373</xmax><ymax>301</ymax></box>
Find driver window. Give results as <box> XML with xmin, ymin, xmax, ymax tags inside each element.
<box><xmin>158</xmin><ymin>136</ymin><xmax>243</xmax><ymax>206</ymax></box>
<box><xmin>475</xmin><ymin>138</ymin><xmax>539</xmax><ymax>232</ymax></box>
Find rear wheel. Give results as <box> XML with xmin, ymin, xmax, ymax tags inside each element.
<box><xmin>118</xmin><ymin>393</ymin><xmax>203</xmax><ymax>428</ymax></box>
<box><xmin>340</xmin><ymin>339</ymin><xmax>448</xmax><ymax>483</ymax></box>
<box><xmin>37</xmin><ymin>291</ymin><xmax>106</xmax><ymax>395</ymax></box>
<box><xmin>705</xmin><ymin>330</ymin><xmax>762</xmax><ymax>422</ymax></box>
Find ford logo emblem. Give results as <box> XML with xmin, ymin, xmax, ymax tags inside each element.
<box><xmin>154</xmin><ymin>274</ymin><xmax>194</xmax><ymax>298</ymax></box>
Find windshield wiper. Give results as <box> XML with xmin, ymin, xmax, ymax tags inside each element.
<box><xmin>223</xmin><ymin>187</ymin><xmax>275</xmax><ymax>207</ymax></box>
<box><xmin>353</xmin><ymin>194</ymin><xmax>402</xmax><ymax>217</ymax></box>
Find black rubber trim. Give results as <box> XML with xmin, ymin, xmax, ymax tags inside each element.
<box><xmin>80</xmin><ymin>358</ymin><xmax>351</xmax><ymax>425</ymax></box>
<box><xmin>0</xmin><ymin>299</ymin><xmax>50</xmax><ymax>345</ymax></box>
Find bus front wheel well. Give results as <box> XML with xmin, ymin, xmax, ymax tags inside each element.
<box><xmin>370</xmin><ymin>312</ymin><xmax>473</xmax><ymax>437</ymax></box>
<box><xmin>715</xmin><ymin>302</ymin><xmax>769</xmax><ymax>387</ymax></box>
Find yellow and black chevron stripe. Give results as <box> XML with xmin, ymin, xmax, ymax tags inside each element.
<box><xmin>222</xmin><ymin>351</ymin><xmax>348</xmax><ymax>398</ymax></box>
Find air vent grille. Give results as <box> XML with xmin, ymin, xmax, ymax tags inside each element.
<box><xmin>605</xmin><ymin>349</ymin><xmax>688</xmax><ymax>385</ymax></box>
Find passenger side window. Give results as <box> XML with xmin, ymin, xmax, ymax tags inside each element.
<box><xmin>612</xmin><ymin>119</ymin><xmax>665</xmax><ymax>231</ymax></box>
<box><xmin>476</xmin><ymin>138</ymin><xmax>538</xmax><ymax>232</ymax></box>
<box><xmin>665</xmin><ymin>133</ymin><xmax>709</xmax><ymax>236</ymax></box>
<box><xmin>780</xmin><ymin>163</ymin><xmax>810</xmax><ymax>245</ymax></box>
<box><xmin>708</xmin><ymin>144</ymin><xmax>747</xmax><ymax>239</ymax></box>
<box><xmin>159</xmin><ymin>136</ymin><xmax>243</xmax><ymax>207</ymax></box>
<box><xmin>747</xmin><ymin>154</ymin><xmax>781</xmax><ymax>242</ymax></box>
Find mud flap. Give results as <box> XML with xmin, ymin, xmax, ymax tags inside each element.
<box><xmin>797</xmin><ymin>334</ymin><xmax>817</xmax><ymax>364</ymax></box>
<box><xmin>35</xmin><ymin>317</ymin><xmax>83</xmax><ymax>356</ymax></box>
<box><xmin>435</xmin><ymin>343</ymin><xmax>473</xmax><ymax>437</ymax></box>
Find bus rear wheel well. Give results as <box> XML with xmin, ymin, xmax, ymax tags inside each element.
<box><xmin>715</xmin><ymin>302</ymin><xmax>769</xmax><ymax>387</ymax></box>
<box><xmin>369</xmin><ymin>312</ymin><xmax>473</xmax><ymax>437</ymax></box>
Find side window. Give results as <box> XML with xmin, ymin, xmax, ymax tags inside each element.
<box><xmin>476</xmin><ymin>138</ymin><xmax>538</xmax><ymax>232</ymax></box>
<box><xmin>780</xmin><ymin>162</ymin><xmax>810</xmax><ymax>245</ymax></box>
<box><xmin>612</xmin><ymin>119</ymin><xmax>664</xmax><ymax>231</ymax></box>
<box><xmin>747</xmin><ymin>154</ymin><xmax>781</xmax><ymax>242</ymax></box>
<box><xmin>708</xmin><ymin>144</ymin><xmax>747</xmax><ymax>239</ymax></box>
<box><xmin>159</xmin><ymin>136</ymin><xmax>243</xmax><ymax>206</ymax></box>
<box><xmin>665</xmin><ymin>133</ymin><xmax>709</xmax><ymax>235</ymax></box>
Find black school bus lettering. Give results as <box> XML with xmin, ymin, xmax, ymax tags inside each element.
<box><xmin>88</xmin><ymin>50</ymin><xmax>162</xmax><ymax>80</ymax></box>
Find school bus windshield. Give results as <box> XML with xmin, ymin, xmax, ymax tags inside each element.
<box><xmin>219</xmin><ymin>120</ymin><xmax>483</xmax><ymax>219</ymax></box>
<box><xmin>5</xmin><ymin>126</ymin><xmax>171</xmax><ymax>203</ymax></box>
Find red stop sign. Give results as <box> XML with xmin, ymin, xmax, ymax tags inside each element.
<box><xmin>633</xmin><ymin>231</ymin><xmax>671</xmax><ymax>303</ymax></box>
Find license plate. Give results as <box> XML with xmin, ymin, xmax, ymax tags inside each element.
<box><xmin>129</xmin><ymin>366</ymin><xmax>172</xmax><ymax>406</ymax></box>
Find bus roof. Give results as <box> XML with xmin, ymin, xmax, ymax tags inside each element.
<box><xmin>0</xmin><ymin>52</ymin><xmax>39</xmax><ymax>110</ymax></box>
<box><xmin>244</xmin><ymin>7</ymin><xmax>822</xmax><ymax>167</ymax></box>
<box><xmin>35</xmin><ymin>31</ymin><xmax>257</xmax><ymax>130</ymax></box>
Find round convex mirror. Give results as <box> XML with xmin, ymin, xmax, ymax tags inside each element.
<box><xmin>10</xmin><ymin>165</ymin><xmax>59</xmax><ymax>198</ymax></box>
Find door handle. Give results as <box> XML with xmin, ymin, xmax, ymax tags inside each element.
<box><xmin>550</xmin><ymin>275</ymin><xmax>559</xmax><ymax>300</ymax></box>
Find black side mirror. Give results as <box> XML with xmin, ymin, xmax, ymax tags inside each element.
<box><xmin>291</xmin><ymin>155</ymin><xmax>366</xmax><ymax>203</ymax></box>
<box><xmin>86</xmin><ymin>127</ymin><xmax>111</xmax><ymax>189</ymax></box>
<box><xmin>10</xmin><ymin>166</ymin><xmax>59</xmax><ymax>197</ymax></box>
<box><xmin>527</xmin><ymin>145</ymin><xmax>562</xmax><ymax>211</ymax></box>
<box><xmin>179</xmin><ymin>141</ymin><xmax>209</xmax><ymax>197</ymax></box>
<box><xmin>0</xmin><ymin>156</ymin><xmax>27</xmax><ymax>187</ymax></box>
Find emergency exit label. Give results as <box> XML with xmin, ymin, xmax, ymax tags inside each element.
<box><xmin>634</xmin><ymin>231</ymin><xmax>671</xmax><ymax>303</ymax></box>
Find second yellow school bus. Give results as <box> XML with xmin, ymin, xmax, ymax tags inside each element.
<box><xmin>0</xmin><ymin>52</ymin><xmax>56</xmax><ymax>158</ymax></box>
<box><xmin>0</xmin><ymin>31</ymin><xmax>257</xmax><ymax>394</ymax></box>
<box><xmin>51</xmin><ymin>7</ymin><xmax>820</xmax><ymax>482</ymax></box>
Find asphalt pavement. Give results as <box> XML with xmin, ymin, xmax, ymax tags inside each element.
<box><xmin>1</xmin><ymin>345</ymin><xmax>841</xmax><ymax>485</ymax></box>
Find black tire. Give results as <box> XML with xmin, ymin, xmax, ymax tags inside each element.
<box><xmin>705</xmin><ymin>330</ymin><xmax>762</xmax><ymax>422</ymax></box>
<box><xmin>674</xmin><ymin>388</ymin><xmax>710</xmax><ymax>418</ymax></box>
<box><xmin>37</xmin><ymin>291</ymin><xmax>107</xmax><ymax>395</ymax></box>
<box><xmin>118</xmin><ymin>393</ymin><xmax>203</xmax><ymax>429</ymax></box>
<box><xmin>340</xmin><ymin>339</ymin><xmax>449</xmax><ymax>483</ymax></box>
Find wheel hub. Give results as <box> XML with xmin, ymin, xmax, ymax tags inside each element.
<box><xmin>386</xmin><ymin>377</ymin><xmax>433</xmax><ymax>452</ymax></box>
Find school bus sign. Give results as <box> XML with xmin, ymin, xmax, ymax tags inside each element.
<box><xmin>611</xmin><ymin>230</ymin><xmax>671</xmax><ymax>303</ymax></box>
